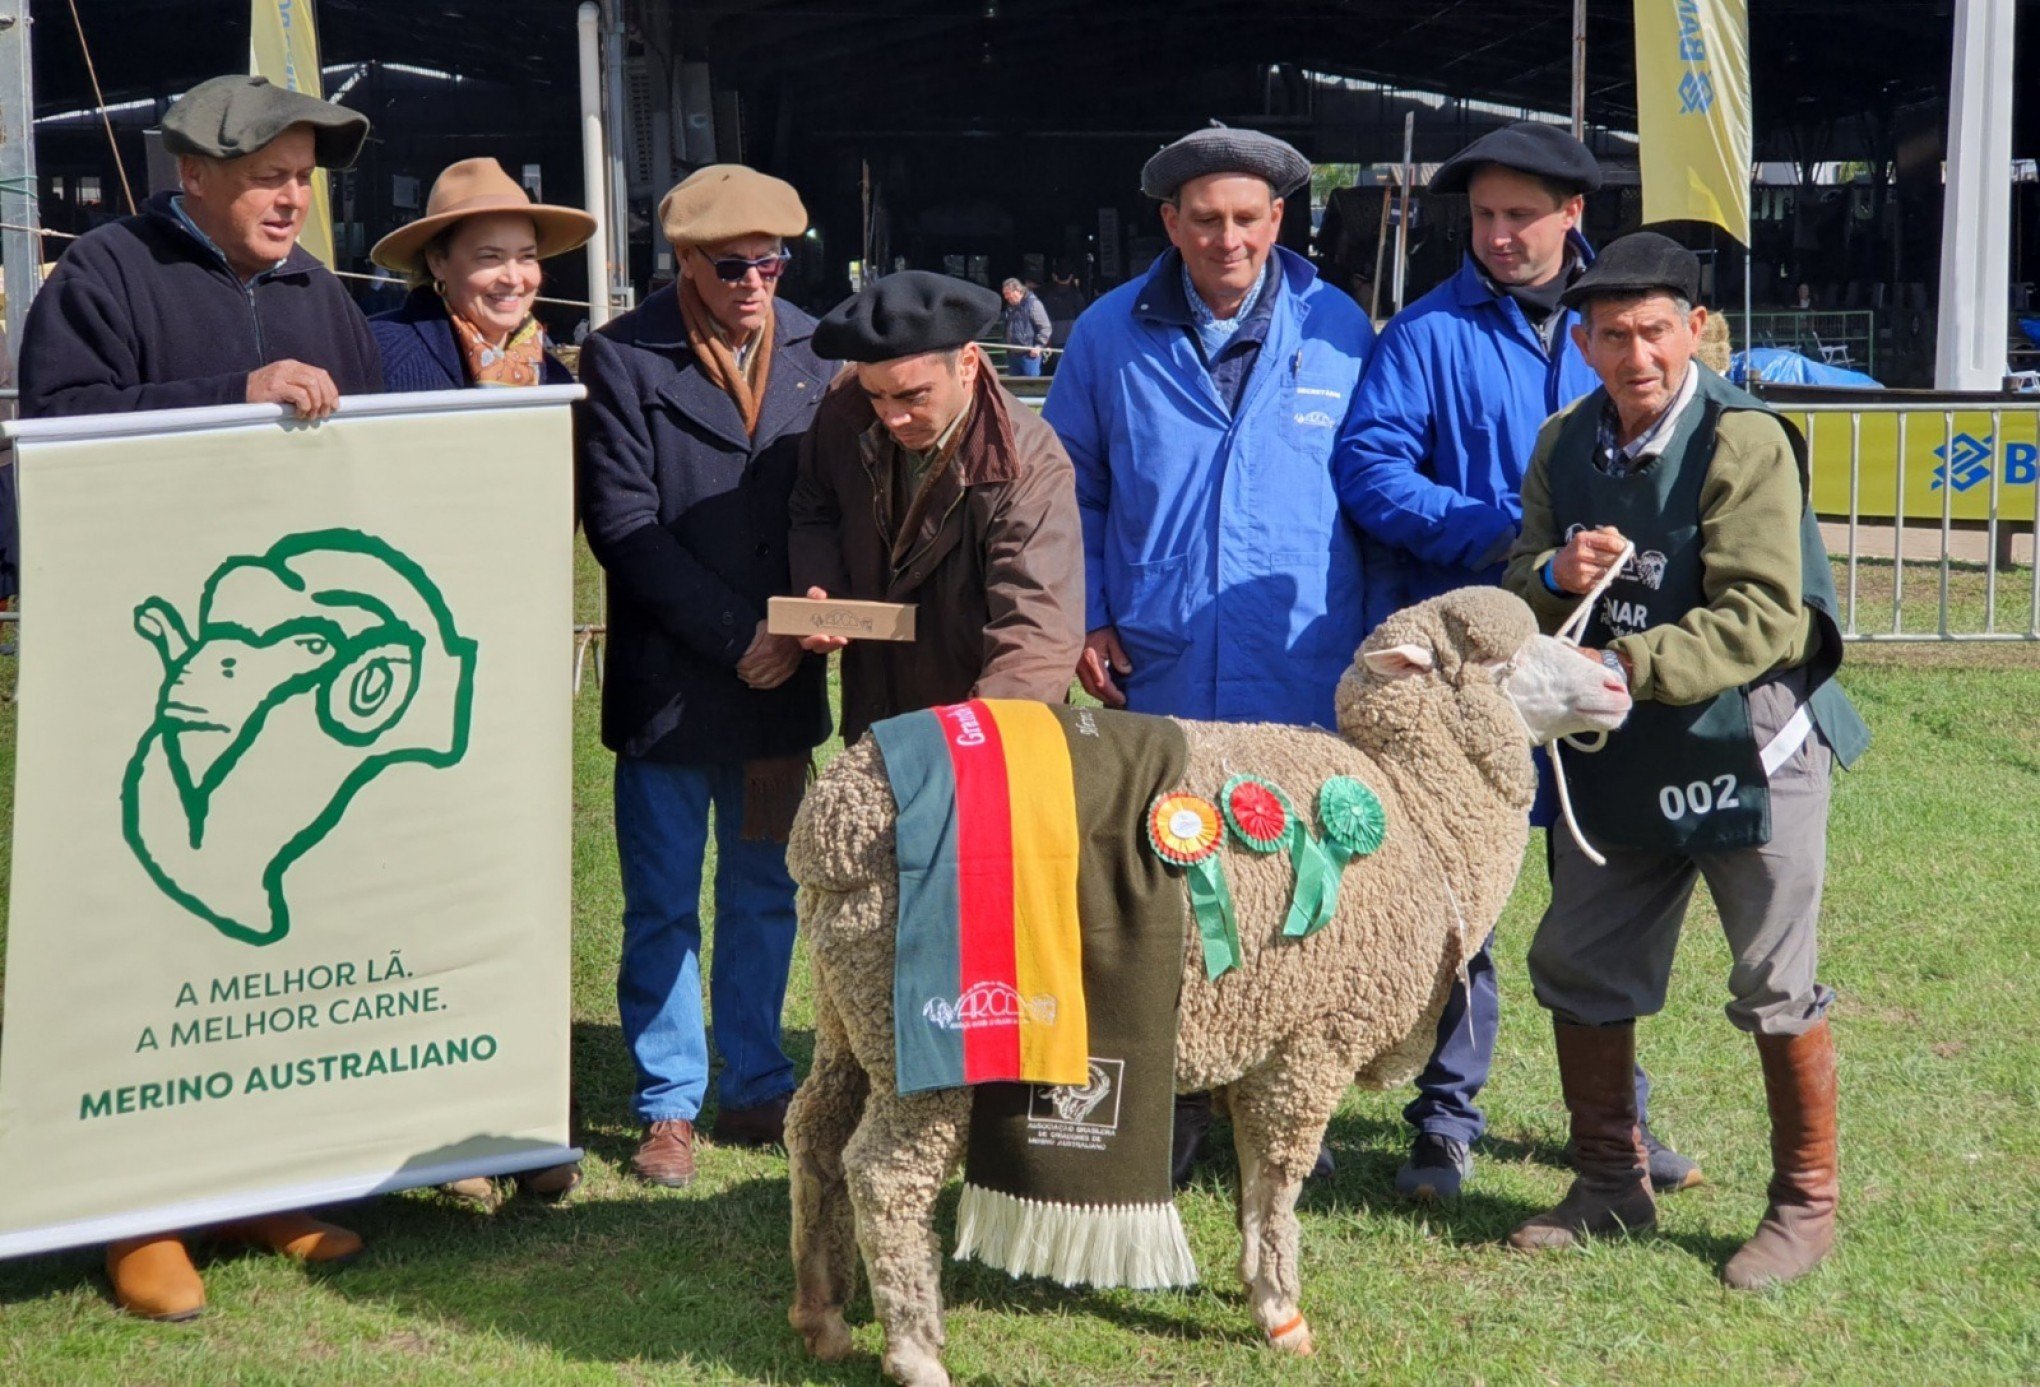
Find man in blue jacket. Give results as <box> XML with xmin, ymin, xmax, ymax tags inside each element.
<box><xmin>1044</xmin><ymin>122</ymin><xmax>1374</xmax><ymax>1181</ymax></box>
<box><xmin>1332</xmin><ymin>121</ymin><xmax>1699</xmax><ymax>1202</ymax></box>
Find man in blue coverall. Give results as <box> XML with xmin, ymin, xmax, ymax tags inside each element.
<box><xmin>1044</xmin><ymin>121</ymin><xmax>1375</xmax><ymax>1182</ymax></box>
<box><xmin>1333</xmin><ymin>121</ymin><xmax>1702</xmax><ymax>1201</ymax></box>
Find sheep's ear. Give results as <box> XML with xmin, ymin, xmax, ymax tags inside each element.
<box><xmin>1362</xmin><ymin>644</ymin><xmax>1435</xmax><ymax>680</ymax></box>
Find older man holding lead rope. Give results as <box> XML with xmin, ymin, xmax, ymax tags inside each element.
<box><xmin>1501</xmin><ymin>233</ymin><xmax>1869</xmax><ymax>1288</ymax></box>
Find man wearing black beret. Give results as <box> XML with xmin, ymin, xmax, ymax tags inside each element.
<box><xmin>13</xmin><ymin>73</ymin><xmax>378</xmax><ymax>1324</ymax></box>
<box><xmin>1333</xmin><ymin>120</ymin><xmax>1697</xmax><ymax>1204</ymax></box>
<box><xmin>788</xmin><ymin>271</ymin><xmax>1084</xmax><ymax>743</ymax></box>
<box><xmin>1501</xmin><ymin>232</ymin><xmax>1869</xmax><ymax>1288</ymax></box>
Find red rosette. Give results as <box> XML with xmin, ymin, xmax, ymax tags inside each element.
<box><xmin>1222</xmin><ymin>774</ymin><xmax>1291</xmax><ymax>852</ymax></box>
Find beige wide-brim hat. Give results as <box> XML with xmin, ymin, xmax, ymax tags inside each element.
<box><xmin>371</xmin><ymin>158</ymin><xmax>598</xmax><ymax>274</ymax></box>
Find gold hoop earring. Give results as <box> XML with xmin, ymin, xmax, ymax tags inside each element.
<box><xmin>432</xmin><ymin>279</ymin><xmax>447</xmax><ymax>297</ymax></box>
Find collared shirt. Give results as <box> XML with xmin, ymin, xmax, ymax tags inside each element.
<box><xmin>1594</xmin><ymin>362</ymin><xmax>1701</xmax><ymax>474</ymax></box>
<box><xmin>169</xmin><ymin>195</ymin><xmax>283</xmax><ymax>283</ymax></box>
<box><xmin>1144</xmin><ymin>252</ymin><xmax>1281</xmax><ymax>414</ymax></box>
<box><xmin>1182</xmin><ymin>257</ymin><xmax>1270</xmax><ymax>360</ymax></box>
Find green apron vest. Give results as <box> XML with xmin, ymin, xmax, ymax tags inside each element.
<box><xmin>1547</xmin><ymin>367</ymin><xmax>1870</xmax><ymax>854</ymax></box>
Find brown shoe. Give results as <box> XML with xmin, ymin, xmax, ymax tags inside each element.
<box><xmin>106</xmin><ymin>1234</ymin><xmax>205</xmax><ymax>1321</ymax></box>
<box><xmin>1723</xmin><ymin>1019</ymin><xmax>1838</xmax><ymax>1289</ymax></box>
<box><xmin>631</xmin><ymin>1119</ymin><xmax>697</xmax><ymax>1187</ymax></box>
<box><xmin>1509</xmin><ymin>1019</ymin><xmax>1657</xmax><ymax>1252</ymax></box>
<box><xmin>712</xmin><ymin>1094</ymin><xmax>791</xmax><ymax>1148</ymax></box>
<box><xmin>515</xmin><ymin>1161</ymin><xmax>584</xmax><ymax>1201</ymax></box>
<box><xmin>214</xmin><ymin>1210</ymin><xmax>363</xmax><ymax>1264</ymax></box>
<box><xmin>440</xmin><ymin>1176</ymin><xmax>500</xmax><ymax>1209</ymax></box>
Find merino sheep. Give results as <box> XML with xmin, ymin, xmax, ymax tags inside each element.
<box><xmin>783</xmin><ymin>587</ymin><xmax>1630</xmax><ymax>1387</ymax></box>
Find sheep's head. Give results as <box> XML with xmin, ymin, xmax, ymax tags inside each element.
<box><xmin>121</xmin><ymin>529</ymin><xmax>478</xmax><ymax>946</ymax></box>
<box><xmin>1335</xmin><ymin>587</ymin><xmax>1630</xmax><ymax>800</ymax></box>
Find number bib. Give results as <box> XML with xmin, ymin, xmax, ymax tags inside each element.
<box><xmin>1565</xmin><ymin>694</ymin><xmax>1770</xmax><ymax>853</ymax></box>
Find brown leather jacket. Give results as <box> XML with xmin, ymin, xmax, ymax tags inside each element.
<box><xmin>789</xmin><ymin>366</ymin><xmax>1084</xmax><ymax>745</ymax></box>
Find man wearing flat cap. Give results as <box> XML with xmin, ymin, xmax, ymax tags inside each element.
<box><xmin>20</xmin><ymin>74</ymin><xmax>380</xmax><ymax>419</ymax></box>
<box><xmin>1501</xmin><ymin>232</ymin><xmax>1869</xmax><ymax>1288</ymax></box>
<box><xmin>1331</xmin><ymin>121</ymin><xmax>1695</xmax><ymax>1204</ymax></box>
<box><xmin>788</xmin><ymin>270</ymin><xmax>1083</xmax><ymax>744</ymax></box>
<box><xmin>578</xmin><ymin>164</ymin><xmax>835</xmax><ymax>1188</ymax></box>
<box><xmin>13</xmin><ymin>71</ymin><xmax>377</xmax><ymax>1327</ymax></box>
<box><xmin>1043</xmin><ymin>121</ymin><xmax>1373</xmax><ymax>1185</ymax></box>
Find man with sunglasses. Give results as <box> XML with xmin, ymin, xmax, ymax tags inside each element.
<box><xmin>579</xmin><ymin>164</ymin><xmax>837</xmax><ymax>1189</ymax></box>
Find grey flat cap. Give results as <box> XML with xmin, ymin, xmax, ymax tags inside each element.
<box><xmin>1141</xmin><ymin>121</ymin><xmax>1310</xmax><ymax>200</ymax></box>
<box><xmin>162</xmin><ymin>75</ymin><xmax>369</xmax><ymax>168</ymax></box>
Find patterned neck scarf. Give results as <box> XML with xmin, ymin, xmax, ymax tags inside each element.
<box><xmin>446</xmin><ymin>302</ymin><xmax>546</xmax><ymax>388</ymax></box>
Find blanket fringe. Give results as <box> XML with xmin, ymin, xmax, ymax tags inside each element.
<box><xmin>953</xmin><ymin>1182</ymin><xmax>1199</xmax><ymax>1290</ymax></box>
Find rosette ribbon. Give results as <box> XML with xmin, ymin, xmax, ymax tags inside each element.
<box><xmin>1283</xmin><ymin>776</ymin><xmax>1389</xmax><ymax>937</ymax></box>
<box><xmin>1148</xmin><ymin>791</ymin><xmax>1240</xmax><ymax>979</ymax></box>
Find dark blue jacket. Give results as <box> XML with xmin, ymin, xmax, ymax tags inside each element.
<box><xmin>18</xmin><ymin>190</ymin><xmax>382</xmax><ymax>418</ymax></box>
<box><xmin>368</xmin><ymin>286</ymin><xmax>575</xmax><ymax>391</ymax></box>
<box><xmin>577</xmin><ymin>289</ymin><xmax>836</xmax><ymax>763</ymax></box>
<box><xmin>1332</xmin><ymin>235</ymin><xmax>1599</xmax><ymax>634</ymax></box>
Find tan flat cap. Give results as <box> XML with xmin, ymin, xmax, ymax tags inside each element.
<box><xmin>659</xmin><ymin>165</ymin><xmax>806</xmax><ymax>246</ymax></box>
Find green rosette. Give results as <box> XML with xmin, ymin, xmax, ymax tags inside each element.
<box><xmin>1284</xmin><ymin>778</ymin><xmax>1390</xmax><ymax>938</ymax></box>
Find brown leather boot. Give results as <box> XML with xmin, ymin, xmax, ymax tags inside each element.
<box><xmin>215</xmin><ymin>1210</ymin><xmax>363</xmax><ymax>1263</ymax></box>
<box><xmin>515</xmin><ymin>1161</ymin><xmax>584</xmax><ymax>1201</ymax></box>
<box><xmin>440</xmin><ymin>1176</ymin><xmax>500</xmax><ymax>1209</ymax></box>
<box><xmin>1723</xmin><ymin>1019</ymin><xmax>1838</xmax><ymax>1289</ymax></box>
<box><xmin>631</xmin><ymin>1119</ymin><xmax>697</xmax><ymax>1187</ymax></box>
<box><xmin>1509</xmin><ymin>1019</ymin><xmax>1657</xmax><ymax>1251</ymax></box>
<box><xmin>106</xmin><ymin>1234</ymin><xmax>205</xmax><ymax>1321</ymax></box>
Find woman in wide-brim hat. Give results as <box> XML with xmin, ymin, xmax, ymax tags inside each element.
<box><xmin>368</xmin><ymin>157</ymin><xmax>595</xmax><ymax>392</ymax></box>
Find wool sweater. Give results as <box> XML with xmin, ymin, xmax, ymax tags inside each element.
<box><xmin>1507</xmin><ymin>394</ymin><xmax>1816</xmax><ymax>705</ymax></box>
<box><xmin>18</xmin><ymin>190</ymin><xmax>382</xmax><ymax>419</ymax></box>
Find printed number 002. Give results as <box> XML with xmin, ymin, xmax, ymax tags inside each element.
<box><xmin>1658</xmin><ymin>775</ymin><xmax>1742</xmax><ymax>821</ymax></box>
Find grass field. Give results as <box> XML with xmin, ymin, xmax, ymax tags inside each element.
<box><xmin>1</xmin><ymin>560</ymin><xmax>2037</xmax><ymax>1386</ymax></box>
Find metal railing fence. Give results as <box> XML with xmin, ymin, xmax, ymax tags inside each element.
<box><xmin>1783</xmin><ymin>400</ymin><xmax>2038</xmax><ymax>641</ymax></box>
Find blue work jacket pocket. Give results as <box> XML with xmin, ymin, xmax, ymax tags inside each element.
<box><xmin>1115</xmin><ymin>551</ymin><xmax>1197</xmax><ymax>653</ymax></box>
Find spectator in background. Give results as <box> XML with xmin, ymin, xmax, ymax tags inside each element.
<box><xmin>999</xmin><ymin>276</ymin><xmax>1053</xmax><ymax>376</ymax></box>
<box><xmin>1794</xmin><ymin>282</ymin><xmax>1815</xmax><ymax>311</ymax></box>
<box><xmin>1037</xmin><ymin>263</ymin><xmax>1089</xmax><ymax>353</ymax></box>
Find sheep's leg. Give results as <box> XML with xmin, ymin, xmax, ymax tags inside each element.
<box><xmin>786</xmin><ymin>986</ymin><xmax>868</xmax><ymax>1362</ymax></box>
<box><xmin>843</xmin><ymin>1086</ymin><xmax>970</xmax><ymax>1387</ymax></box>
<box><xmin>1229</xmin><ymin>1069</ymin><xmax>1340</xmax><ymax>1356</ymax></box>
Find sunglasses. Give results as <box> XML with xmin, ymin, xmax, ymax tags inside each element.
<box><xmin>709</xmin><ymin>249</ymin><xmax>792</xmax><ymax>283</ymax></box>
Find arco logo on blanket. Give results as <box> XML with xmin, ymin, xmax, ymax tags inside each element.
<box><xmin>921</xmin><ymin>982</ymin><xmax>1059</xmax><ymax>1032</ymax></box>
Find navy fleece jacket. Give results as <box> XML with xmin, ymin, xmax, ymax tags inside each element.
<box><xmin>19</xmin><ymin>190</ymin><xmax>382</xmax><ymax>418</ymax></box>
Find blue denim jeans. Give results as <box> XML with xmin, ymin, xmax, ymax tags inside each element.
<box><xmin>614</xmin><ymin>757</ymin><xmax>798</xmax><ymax>1123</ymax></box>
<box><xmin>1404</xmin><ymin>930</ymin><xmax>1655</xmax><ymax>1145</ymax></box>
<box><xmin>1010</xmin><ymin>351</ymin><xmax>1044</xmax><ymax>377</ymax></box>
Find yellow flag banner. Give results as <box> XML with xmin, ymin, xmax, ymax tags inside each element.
<box><xmin>1635</xmin><ymin>0</ymin><xmax>1752</xmax><ymax>242</ymax></box>
<box><xmin>0</xmin><ymin>390</ymin><xmax>579</xmax><ymax>1257</ymax></box>
<box><xmin>250</xmin><ymin>0</ymin><xmax>335</xmax><ymax>264</ymax></box>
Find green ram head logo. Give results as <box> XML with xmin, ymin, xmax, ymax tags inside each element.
<box><xmin>120</xmin><ymin>530</ymin><xmax>477</xmax><ymax>947</ymax></box>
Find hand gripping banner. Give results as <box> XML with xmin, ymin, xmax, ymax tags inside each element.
<box><xmin>0</xmin><ymin>388</ymin><xmax>581</xmax><ymax>1257</ymax></box>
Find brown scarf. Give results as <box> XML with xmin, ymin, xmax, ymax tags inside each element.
<box><xmin>679</xmin><ymin>277</ymin><xmax>774</xmax><ymax>435</ymax></box>
<box><xmin>446</xmin><ymin>304</ymin><xmax>546</xmax><ymax>388</ymax></box>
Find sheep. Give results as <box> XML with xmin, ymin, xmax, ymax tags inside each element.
<box><xmin>122</xmin><ymin>529</ymin><xmax>476</xmax><ymax>946</ymax></box>
<box><xmin>782</xmin><ymin>586</ymin><xmax>1631</xmax><ymax>1387</ymax></box>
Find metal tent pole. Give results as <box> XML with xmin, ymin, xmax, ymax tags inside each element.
<box><xmin>0</xmin><ymin>1</ymin><xmax>40</xmax><ymax>379</ymax></box>
<box><xmin>1571</xmin><ymin>0</ymin><xmax>1587</xmax><ymax>140</ymax></box>
<box><xmin>577</xmin><ymin>3</ymin><xmax>611</xmax><ymax>331</ymax></box>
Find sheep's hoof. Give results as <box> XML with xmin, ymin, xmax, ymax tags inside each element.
<box><xmin>1267</xmin><ymin>1315</ymin><xmax>1314</xmax><ymax>1356</ymax></box>
<box><xmin>882</xmin><ymin>1344</ymin><xmax>951</xmax><ymax>1387</ymax></box>
<box><xmin>789</xmin><ymin>1305</ymin><xmax>853</xmax><ymax>1361</ymax></box>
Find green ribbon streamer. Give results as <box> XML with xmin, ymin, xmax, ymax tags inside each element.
<box><xmin>1188</xmin><ymin>857</ymin><xmax>1241</xmax><ymax>979</ymax></box>
<box><xmin>1281</xmin><ymin>819</ymin><xmax>1343</xmax><ymax>938</ymax></box>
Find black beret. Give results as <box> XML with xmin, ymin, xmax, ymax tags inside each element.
<box><xmin>1560</xmin><ymin>232</ymin><xmax>1703</xmax><ymax>311</ymax></box>
<box><xmin>1141</xmin><ymin>121</ymin><xmax>1311</xmax><ymax>201</ymax></box>
<box><xmin>162</xmin><ymin>75</ymin><xmax>369</xmax><ymax>168</ymax></box>
<box><xmin>814</xmin><ymin>271</ymin><xmax>1002</xmax><ymax>363</ymax></box>
<box><xmin>1429</xmin><ymin>120</ymin><xmax>1601</xmax><ymax>196</ymax></box>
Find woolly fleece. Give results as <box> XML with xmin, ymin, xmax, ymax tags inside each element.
<box><xmin>784</xmin><ymin>586</ymin><xmax>1544</xmax><ymax>1386</ymax></box>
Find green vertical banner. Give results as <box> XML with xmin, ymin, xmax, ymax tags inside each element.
<box><xmin>0</xmin><ymin>389</ymin><xmax>582</xmax><ymax>1258</ymax></box>
<box><xmin>251</xmin><ymin>0</ymin><xmax>336</xmax><ymax>264</ymax></box>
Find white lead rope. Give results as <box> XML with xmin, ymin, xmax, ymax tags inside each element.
<box><xmin>1547</xmin><ymin>541</ymin><xmax>1634</xmax><ymax>868</ymax></box>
